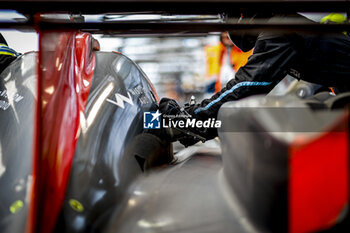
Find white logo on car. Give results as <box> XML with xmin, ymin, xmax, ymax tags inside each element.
<box><xmin>106</xmin><ymin>92</ymin><xmax>134</xmax><ymax>109</ymax></box>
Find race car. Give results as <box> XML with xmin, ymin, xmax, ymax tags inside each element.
<box><xmin>0</xmin><ymin>1</ymin><xmax>349</xmax><ymax>233</ymax></box>
<box><xmin>0</xmin><ymin>31</ymin><xmax>173</xmax><ymax>233</ymax></box>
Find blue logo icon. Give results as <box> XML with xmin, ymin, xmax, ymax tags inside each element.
<box><xmin>143</xmin><ymin>110</ymin><xmax>161</xmax><ymax>129</ymax></box>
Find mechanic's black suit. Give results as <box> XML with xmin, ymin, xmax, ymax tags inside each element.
<box><xmin>160</xmin><ymin>14</ymin><xmax>350</xmax><ymax>145</ymax></box>
<box><xmin>192</xmin><ymin>31</ymin><xmax>350</xmax><ymax>119</ymax></box>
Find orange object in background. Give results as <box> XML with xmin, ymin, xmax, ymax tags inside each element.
<box><xmin>204</xmin><ymin>32</ymin><xmax>253</xmax><ymax>92</ymax></box>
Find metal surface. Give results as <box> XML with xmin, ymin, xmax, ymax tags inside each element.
<box><xmin>0</xmin><ymin>52</ymin><xmax>37</xmax><ymax>233</ymax></box>
<box><xmin>2</xmin><ymin>19</ymin><xmax>350</xmax><ymax>34</ymax></box>
<box><xmin>0</xmin><ymin>0</ymin><xmax>349</xmax><ymax>15</ymax></box>
<box><xmin>35</xmin><ymin>22</ymin><xmax>350</xmax><ymax>35</ymax></box>
<box><xmin>0</xmin><ymin>1</ymin><xmax>350</xmax><ymax>33</ymax></box>
<box><xmin>104</xmin><ymin>147</ymin><xmax>259</xmax><ymax>233</ymax></box>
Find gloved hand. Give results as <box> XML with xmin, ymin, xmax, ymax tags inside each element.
<box><xmin>158</xmin><ymin>97</ymin><xmax>184</xmax><ymax>116</ymax></box>
<box><xmin>158</xmin><ymin>98</ymin><xmax>200</xmax><ymax>146</ymax></box>
<box><xmin>184</xmin><ymin>102</ymin><xmax>218</xmax><ymax>144</ymax></box>
<box><xmin>158</xmin><ymin>98</ymin><xmax>217</xmax><ymax>147</ymax></box>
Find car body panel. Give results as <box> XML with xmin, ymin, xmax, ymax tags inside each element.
<box><xmin>104</xmin><ymin>95</ymin><xmax>349</xmax><ymax>233</ymax></box>
<box><xmin>0</xmin><ymin>52</ymin><xmax>37</xmax><ymax>233</ymax></box>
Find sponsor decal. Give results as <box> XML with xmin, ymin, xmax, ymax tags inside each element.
<box><xmin>130</xmin><ymin>86</ymin><xmax>151</xmax><ymax>105</ymax></box>
<box><xmin>0</xmin><ymin>89</ymin><xmax>24</xmax><ymax>110</ymax></box>
<box><xmin>69</xmin><ymin>199</ymin><xmax>84</xmax><ymax>212</ymax></box>
<box><xmin>9</xmin><ymin>200</ymin><xmax>24</xmax><ymax>214</ymax></box>
<box><xmin>106</xmin><ymin>92</ymin><xmax>134</xmax><ymax>109</ymax></box>
<box><xmin>106</xmin><ymin>86</ymin><xmax>152</xmax><ymax>109</ymax></box>
<box><xmin>143</xmin><ymin>111</ymin><xmax>221</xmax><ymax>129</ymax></box>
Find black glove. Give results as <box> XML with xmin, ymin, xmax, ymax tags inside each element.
<box><xmin>184</xmin><ymin>103</ymin><xmax>218</xmax><ymax>143</ymax></box>
<box><xmin>158</xmin><ymin>98</ymin><xmax>200</xmax><ymax>146</ymax></box>
<box><xmin>158</xmin><ymin>98</ymin><xmax>217</xmax><ymax>147</ymax></box>
<box><xmin>159</xmin><ymin>98</ymin><xmax>183</xmax><ymax>116</ymax></box>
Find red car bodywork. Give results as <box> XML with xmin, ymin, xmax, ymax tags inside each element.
<box><xmin>28</xmin><ymin>31</ymin><xmax>96</xmax><ymax>233</ymax></box>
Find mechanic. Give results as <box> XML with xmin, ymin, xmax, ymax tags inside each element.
<box><xmin>205</xmin><ymin>32</ymin><xmax>252</xmax><ymax>93</ymax></box>
<box><xmin>0</xmin><ymin>33</ymin><xmax>19</xmax><ymax>74</ymax></box>
<box><xmin>159</xmin><ymin>13</ymin><xmax>350</xmax><ymax>146</ymax></box>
